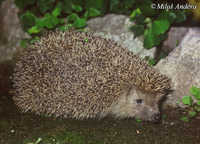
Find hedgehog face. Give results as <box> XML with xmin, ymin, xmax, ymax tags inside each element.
<box><xmin>107</xmin><ymin>86</ymin><xmax>165</xmax><ymax>122</ymax></box>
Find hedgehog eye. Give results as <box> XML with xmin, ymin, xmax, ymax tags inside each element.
<box><xmin>136</xmin><ymin>99</ymin><xmax>142</xmax><ymax>104</ymax></box>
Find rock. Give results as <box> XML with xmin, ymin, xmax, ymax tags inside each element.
<box><xmin>162</xmin><ymin>27</ymin><xmax>189</xmax><ymax>53</ymax></box>
<box><xmin>0</xmin><ymin>0</ymin><xmax>29</xmax><ymax>63</ymax></box>
<box><xmin>87</xmin><ymin>14</ymin><xmax>156</xmax><ymax>58</ymax></box>
<box><xmin>156</xmin><ymin>28</ymin><xmax>200</xmax><ymax>108</ymax></box>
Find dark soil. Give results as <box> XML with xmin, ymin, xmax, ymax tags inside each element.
<box><xmin>0</xmin><ymin>61</ymin><xmax>200</xmax><ymax>144</ymax></box>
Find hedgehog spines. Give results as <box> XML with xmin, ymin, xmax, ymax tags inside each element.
<box><xmin>13</xmin><ymin>29</ymin><xmax>171</xmax><ymax>119</ymax></box>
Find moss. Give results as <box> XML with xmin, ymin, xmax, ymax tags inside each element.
<box><xmin>23</xmin><ymin>131</ymin><xmax>86</xmax><ymax>144</ymax></box>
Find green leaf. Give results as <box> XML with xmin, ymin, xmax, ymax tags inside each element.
<box><xmin>135</xmin><ymin>118</ymin><xmax>142</xmax><ymax>123</ymax></box>
<box><xmin>25</xmin><ymin>19</ymin><xmax>44</xmax><ymax>34</ymax></box>
<box><xmin>197</xmin><ymin>101</ymin><xmax>200</xmax><ymax>106</ymax></box>
<box><xmin>73</xmin><ymin>18</ymin><xmax>86</xmax><ymax>28</ymax></box>
<box><xmin>158</xmin><ymin>51</ymin><xmax>167</xmax><ymax>59</ymax></box>
<box><xmin>30</xmin><ymin>36</ymin><xmax>39</xmax><ymax>45</ymax></box>
<box><xmin>88</xmin><ymin>7</ymin><xmax>100</xmax><ymax>17</ymax></box>
<box><xmin>63</xmin><ymin>0</ymin><xmax>73</xmax><ymax>14</ymax></box>
<box><xmin>28</xmin><ymin>25</ymin><xmax>41</xmax><ymax>34</ymax></box>
<box><xmin>188</xmin><ymin>111</ymin><xmax>196</xmax><ymax>118</ymax></box>
<box><xmin>85</xmin><ymin>38</ymin><xmax>89</xmax><ymax>42</ymax></box>
<box><xmin>190</xmin><ymin>87</ymin><xmax>200</xmax><ymax>100</ymax></box>
<box><xmin>152</xmin><ymin>20</ymin><xmax>169</xmax><ymax>35</ymax></box>
<box><xmin>110</xmin><ymin>0</ymin><xmax>135</xmax><ymax>14</ymax></box>
<box><xmin>180</xmin><ymin>116</ymin><xmax>190</xmax><ymax>122</ymax></box>
<box><xmin>144</xmin><ymin>56</ymin><xmax>150</xmax><ymax>62</ymax></box>
<box><xmin>37</xmin><ymin>0</ymin><xmax>55</xmax><ymax>14</ymax></box>
<box><xmin>109</xmin><ymin>0</ymin><xmax>133</xmax><ymax>14</ymax></box>
<box><xmin>162</xmin><ymin>115</ymin><xmax>166</xmax><ymax>119</ymax></box>
<box><xmin>138</xmin><ymin>1</ymin><xmax>157</xmax><ymax>17</ymax></box>
<box><xmin>73</xmin><ymin>4</ymin><xmax>82</xmax><ymax>12</ymax></box>
<box><xmin>58</xmin><ymin>25</ymin><xmax>69</xmax><ymax>32</ymax></box>
<box><xmin>174</xmin><ymin>11</ymin><xmax>186</xmax><ymax>23</ymax></box>
<box><xmin>35</xmin><ymin>138</ymin><xmax>42</xmax><ymax>144</ymax></box>
<box><xmin>132</xmin><ymin>13</ymin><xmax>145</xmax><ymax>24</ymax></box>
<box><xmin>182</xmin><ymin>96</ymin><xmax>193</xmax><ymax>106</ymax></box>
<box><xmin>14</xmin><ymin>0</ymin><xmax>35</xmax><ymax>9</ymax></box>
<box><xmin>67</xmin><ymin>13</ymin><xmax>78</xmax><ymax>22</ymax></box>
<box><xmin>157</xmin><ymin>11</ymin><xmax>177</xmax><ymax>24</ymax></box>
<box><xmin>168</xmin><ymin>11</ymin><xmax>177</xmax><ymax>23</ymax></box>
<box><xmin>85</xmin><ymin>0</ymin><xmax>107</xmax><ymax>15</ymax></box>
<box><xmin>109</xmin><ymin>0</ymin><xmax>119</xmax><ymax>11</ymax></box>
<box><xmin>59</xmin><ymin>19</ymin><xmax>65</xmax><ymax>24</ymax></box>
<box><xmin>124</xmin><ymin>0</ymin><xmax>135</xmax><ymax>9</ymax></box>
<box><xmin>67</xmin><ymin>23</ymin><xmax>73</xmax><ymax>27</ymax></box>
<box><xmin>131</xmin><ymin>25</ymin><xmax>144</xmax><ymax>38</ymax></box>
<box><xmin>148</xmin><ymin>58</ymin><xmax>157</xmax><ymax>66</ymax></box>
<box><xmin>20</xmin><ymin>39</ymin><xmax>28</xmax><ymax>48</ymax></box>
<box><xmin>197</xmin><ymin>108</ymin><xmax>200</xmax><ymax>112</ymax></box>
<box><xmin>43</xmin><ymin>13</ymin><xmax>59</xmax><ymax>29</ymax></box>
<box><xmin>20</xmin><ymin>11</ymin><xmax>37</xmax><ymax>31</ymax></box>
<box><xmin>176</xmin><ymin>40</ymin><xmax>179</xmax><ymax>46</ymax></box>
<box><xmin>52</xmin><ymin>7</ymin><xmax>62</xmax><ymax>16</ymax></box>
<box><xmin>130</xmin><ymin>8</ymin><xmax>142</xmax><ymax>18</ymax></box>
<box><xmin>35</xmin><ymin>19</ymin><xmax>44</xmax><ymax>29</ymax></box>
<box><xmin>194</xmin><ymin>106</ymin><xmax>198</xmax><ymax>111</ymax></box>
<box><xmin>159</xmin><ymin>33</ymin><xmax>168</xmax><ymax>42</ymax></box>
<box><xmin>143</xmin><ymin>32</ymin><xmax>160</xmax><ymax>49</ymax></box>
<box><xmin>84</xmin><ymin>11</ymin><xmax>89</xmax><ymax>19</ymax></box>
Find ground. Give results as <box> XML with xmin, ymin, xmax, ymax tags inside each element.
<box><xmin>0</xmin><ymin>61</ymin><xmax>200</xmax><ymax>144</ymax></box>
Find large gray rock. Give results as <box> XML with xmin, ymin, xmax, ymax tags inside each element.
<box><xmin>87</xmin><ymin>14</ymin><xmax>156</xmax><ymax>58</ymax></box>
<box><xmin>162</xmin><ymin>27</ymin><xmax>189</xmax><ymax>53</ymax></box>
<box><xmin>0</xmin><ymin>0</ymin><xmax>29</xmax><ymax>62</ymax></box>
<box><xmin>156</xmin><ymin>28</ymin><xmax>200</xmax><ymax>107</ymax></box>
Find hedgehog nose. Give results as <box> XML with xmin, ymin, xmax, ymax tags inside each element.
<box><xmin>152</xmin><ymin>113</ymin><xmax>161</xmax><ymax>122</ymax></box>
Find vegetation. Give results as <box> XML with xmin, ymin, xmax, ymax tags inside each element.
<box><xmin>130</xmin><ymin>5</ymin><xmax>186</xmax><ymax>48</ymax></box>
<box><xmin>181</xmin><ymin>87</ymin><xmax>200</xmax><ymax>122</ymax></box>
<box><xmin>14</xmin><ymin>0</ymin><xmax>187</xmax><ymax>50</ymax></box>
<box><xmin>144</xmin><ymin>51</ymin><xmax>167</xmax><ymax>66</ymax></box>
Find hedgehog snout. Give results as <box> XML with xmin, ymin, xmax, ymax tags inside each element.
<box><xmin>151</xmin><ymin>113</ymin><xmax>161</xmax><ymax>123</ymax></box>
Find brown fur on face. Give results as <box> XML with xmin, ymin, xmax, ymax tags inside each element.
<box><xmin>103</xmin><ymin>85</ymin><xmax>165</xmax><ymax>121</ymax></box>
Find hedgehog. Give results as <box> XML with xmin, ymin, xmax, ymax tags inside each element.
<box><xmin>13</xmin><ymin>29</ymin><xmax>171</xmax><ymax>122</ymax></box>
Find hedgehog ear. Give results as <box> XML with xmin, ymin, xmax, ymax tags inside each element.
<box><xmin>156</xmin><ymin>91</ymin><xmax>166</xmax><ymax>100</ymax></box>
<box><xmin>125</xmin><ymin>85</ymin><xmax>134</xmax><ymax>97</ymax></box>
